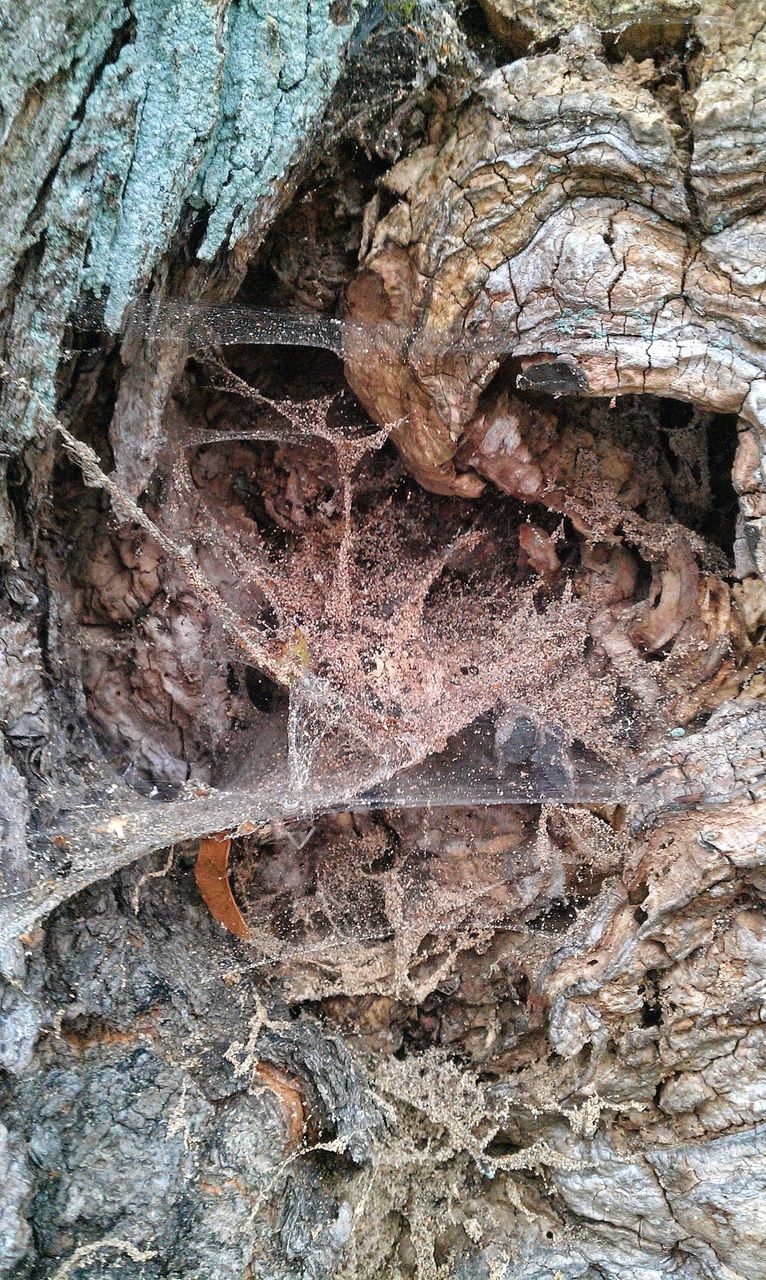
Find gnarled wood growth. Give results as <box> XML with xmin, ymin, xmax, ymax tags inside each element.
<box><xmin>345</xmin><ymin>14</ymin><xmax>766</xmax><ymax>562</ymax></box>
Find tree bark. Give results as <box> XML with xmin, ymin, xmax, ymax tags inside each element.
<box><xmin>1</xmin><ymin>3</ymin><xmax>766</xmax><ymax>1279</ymax></box>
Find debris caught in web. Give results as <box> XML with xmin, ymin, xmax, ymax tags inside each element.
<box><xmin>1</xmin><ymin>301</ymin><xmax>752</xmax><ymax>945</ymax></box>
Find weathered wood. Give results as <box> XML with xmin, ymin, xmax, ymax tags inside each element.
<box><xmin>345</xmin><ymin>7</ymin><xmax>766</xmax><ymax>574</ymax></box>
<box><xmin>1</xmin><ymin>2</ymin><xmax>766</xmax><ymax>1278</ymax></box>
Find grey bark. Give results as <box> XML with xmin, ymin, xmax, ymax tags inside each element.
<box><xmin>2</xmin><ymin>2</ymin><xmax>766</xmax><ymax>1279</ymax></box>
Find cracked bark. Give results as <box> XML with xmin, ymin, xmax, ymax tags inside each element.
<box><xmin>2</xmin><ymin>2</ymin><xmax>766</xmax><ymax>1279</ymax></box>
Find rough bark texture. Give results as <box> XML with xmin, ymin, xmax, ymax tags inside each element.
<box><xmin>1</xmin><ymin>2</ymin><xmax>766</xmax><ymax>1279</ymax></box>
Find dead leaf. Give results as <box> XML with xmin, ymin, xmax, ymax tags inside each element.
<box><xmin>194</xmin><ymin>836</ymin><xmax>252</xmax><ymax>942</ymax></box>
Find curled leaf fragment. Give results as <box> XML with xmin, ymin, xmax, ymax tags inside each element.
<box><xmin>194</xmin><ymin>836</ymin><xmax>251</xmax><ymax>942</ymax></box>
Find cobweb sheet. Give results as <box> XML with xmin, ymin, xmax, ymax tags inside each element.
<box><xmin>72</xmin><ymin>298</ymin><xmax>584</xmax><ymax>375</ymax></box>
<box><xmin>0</xmin><ymin>302</ymin><xmax>729</xmax><ymax>946</ymax></box>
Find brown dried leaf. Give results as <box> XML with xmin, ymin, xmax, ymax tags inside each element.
<box><xmin>194</xmin><ymin>836</ymin><xmax>252</xmax><ymax>942</ymax></box>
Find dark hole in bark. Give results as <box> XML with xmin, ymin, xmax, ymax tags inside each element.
<box><xmin>644</xmin><ymin>644</ymin><xmax>673</xmax><ymax>662</ymax></box>
<box><xmin>603</xmin><ymin>18</ymin><xmax>694</xmax><ymax>63</ymax></box>
<box><xmin>455</xmin><ymin>1</ymin><xmax>499</xmax><ymax>61</ymax></box>
<box><xmin>471</xmin><ymin>358</ymin><xmax>740</xmax><ymax>559</ymax></box>
<box><xmin>639</xmin><ymin>969</ymin><xmax>663</xmax><ymax>1027</ymax></box>
<box><xmin>184</xmin><ymin>204</ymin><xmax>213</xmax><ymax>259</ymax></box>
<box><xmin>243</xmin><ymin>666</ymin><xmax>283</xmax><ymax>714</ymax></box>
<box><xmin>527</xmin><ymin>899</ymin><xmax>579</xmax><ymax>933</ymax></box>
<box><xmin>641</xmin><ymin>1000</ymin><xmax>662</xmax><ymax>1027</ymax></box>
<box><xmin>535</xmin><ymin>381</ymin><xmax>739</xmax><ymax>558</ymax></box>
<box><xmin>516</xmin><ymin>361</ymin><xmax>588</xmax><ymax>396</ymax></box>
<box><xmin>659</xmin><ymin>400</ymin><xmax>694</xmax><ymax>431</ymax></box>
<box><xmin>484</xmin><ymin>1134</ymin><xmax>522</xmax><ymax>1158</ymax></box>
<box><xmin>704</xmin><ymin>413</ymin><xmax>739</xmax><ymax>554</ymax></box>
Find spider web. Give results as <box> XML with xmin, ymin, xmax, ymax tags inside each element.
<box><xmin>0</xmin><ymin>318</ymin><xmax>703</xmax><ymax>946</ymax></box>
<box><xmin>71</xmin><ymin>297</ymin><xmax>554</xmax><ymax>365</ymax></box>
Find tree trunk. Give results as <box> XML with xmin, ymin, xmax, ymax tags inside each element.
<box><xmin>2</xmin><ymin>2</ymin><xmax>766</xmax><ymax>1278</ymax></box>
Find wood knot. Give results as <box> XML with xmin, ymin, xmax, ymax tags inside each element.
<box><xmin>254</xmin><ymin>1062</ymin><xmax>307</xmax><ymax>1149</ymax></box>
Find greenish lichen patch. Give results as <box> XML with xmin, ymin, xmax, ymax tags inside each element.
<box><xmin>0</xmin><ymin>0</ymin><xmax>365</xmax><ymax>442</ymax></box>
